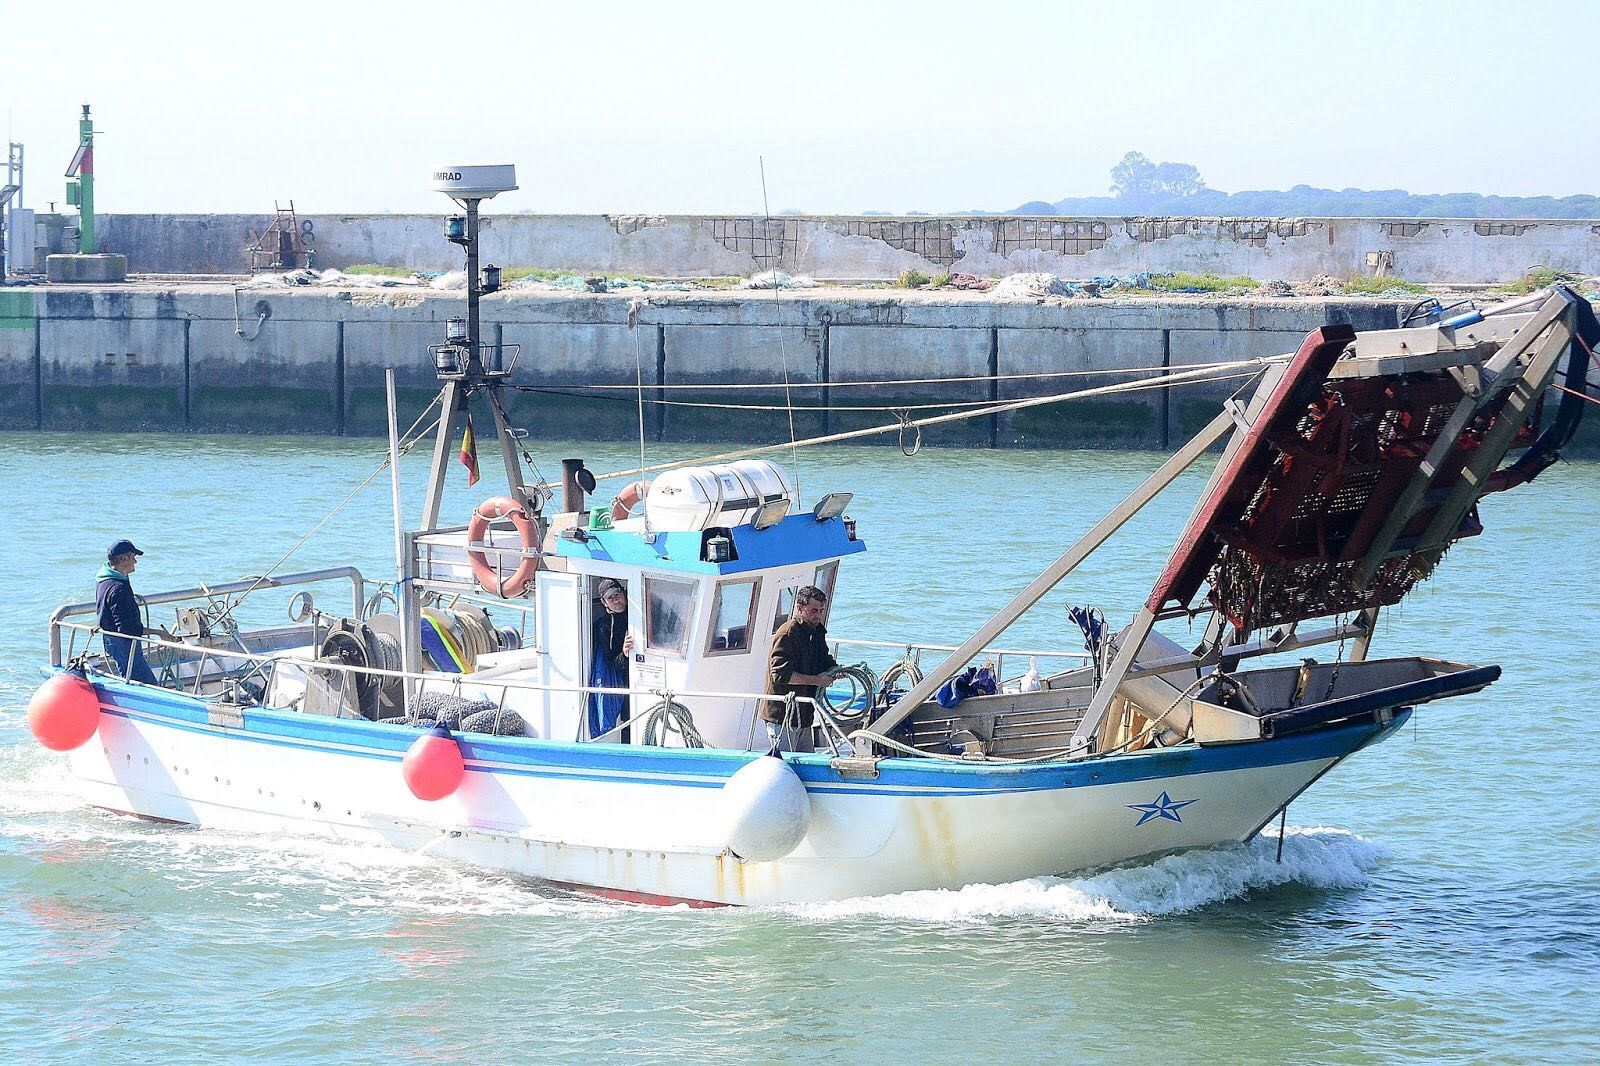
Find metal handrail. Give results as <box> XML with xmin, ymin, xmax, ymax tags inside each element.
<box><xmin>829</xmin><ymin>634</ymin><xmax>1090</xmax><ymax>688</ymax></box>
<box><xmin>48</xmin><ymin>566</ymin><xmax>366</xmax><ymax>666</ymax></box>
<box><xmin>52</xmin><ymin>619</ymin><xmax>823</xmax><ymax>720</ymax></box>
<box><xmin>830</xmin><ymin>635</ymin><xmax>1088</xmax><ymax>661</ymax></box>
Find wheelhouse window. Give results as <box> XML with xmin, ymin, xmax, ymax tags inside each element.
<box><xmin>707</xmin><ymin>579</ymin><xmax>760</xmax><ymax>655</ymax></box>
<box><xmin>814</xmin><ymin>561</ymin><xmax>839</xmax><ymax>623</ymax></box>
<box><xmin>774</xmin><ymin>584</ymin><xmax>799</xmax><ymax>634</ymax></box>
<box><xmin>644</xmin><ymin>575</ymin><xmax>697</xmax><ymax>658</ymax></box>
<box><xmin>773</xmin><ymin>564</ymin><xmax>840</xmax><ymax>633</ymax></box>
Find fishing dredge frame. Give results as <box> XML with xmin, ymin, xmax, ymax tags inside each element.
<box><xmin>872</xmin><ymin>286</ymin><xmax>1599</xmax><ymax>752</ymax></box>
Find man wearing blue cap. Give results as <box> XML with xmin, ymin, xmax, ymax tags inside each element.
<box><xmin>96</xmin><ymin>539</ymin><xmax>163</xmax><ymax>685</ymax></box>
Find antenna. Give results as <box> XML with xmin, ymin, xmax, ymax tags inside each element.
<box><xmin>429</xmin><ymin>165</ymin><xmax>518</xmax><ymax>379</ymax></box>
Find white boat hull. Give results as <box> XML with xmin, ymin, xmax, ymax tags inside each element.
<box><xmin>69</xmin><ymin>679</ymin><xmax>1405</xmax><ymax>906</ymax></box>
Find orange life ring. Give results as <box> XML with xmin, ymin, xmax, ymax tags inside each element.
<box><xmin>610</xmin><ymin>479</ymin><xmax>652</xmax><ymax>523</ymax></box>
<box><xmin>467</xmin><ymin>496</ymin><xmax>541</xmax><ymax>597</ymax></box>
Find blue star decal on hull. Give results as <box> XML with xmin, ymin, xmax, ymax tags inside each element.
<box><xmin>1126</xmin><ymin>791</ymin><xmax>1198</xmax><ymax>827</ymax></box>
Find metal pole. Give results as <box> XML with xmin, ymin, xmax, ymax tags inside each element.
<box><xmin>866</xmin><ymin>408</ymin><xmax>1236</xmax><ymax>743</ymax></box>
<box><xmin>562</xmin><ymin>458</ymin><xmax>588</xmax><ymax>512</ymax></box>
<box><xmin>465</xmin><ymin>198</ymin><xmax>480</xmax><ymax>371</ymax></box>
<box><xmin>387</xmin><ymin>368</ymin><xmax>420</xmax><ymax>714</ymax></box>
<box><xmin>420</xmin><ymin>381</ymin><xmax>463</xmax><ymax>531</ymax></box>
<box><xmin>386</xmin><ymin>368</ymin><xmax>407</xmax><ymax>574</ymax></box>
<box><xmin>77</xmin><ymin>105</ymin><xmax>94</xmax><ymax>255</ymax></box>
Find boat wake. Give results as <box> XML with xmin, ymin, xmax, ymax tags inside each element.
<box><xmin>0</xmin><ymin>740</ymin><xmax>610</xmax><ymax>919</ymax></box>
<box><xmin>0</xmin><ymin>742</ymin><xmax>81</xmax><ymax>818</ymax></box>
<box><xmin>787</xmin><ymin>828</ymin><xmax>1388</xmax><ymax>924</ymax></box>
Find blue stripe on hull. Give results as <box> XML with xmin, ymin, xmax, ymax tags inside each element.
<box><xmin>83</xmin><ymin>673</ymin><xmax>1408</xmax><ymax>798</ymax></box>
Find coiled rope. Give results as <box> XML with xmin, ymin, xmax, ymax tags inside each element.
<box><xmin>819</xmin><ymin>663</ymin><xmax>877</xmax><ymax>726</ymax></box>
<box><xmin>875</xmin><ymin>656</ymin><xmax>924</xmax><ymax>707</ymax></box>
<box><xmin>637</xmin><ymin>696</ymin><xmax>708</xmax><ymax>749</ymax></box>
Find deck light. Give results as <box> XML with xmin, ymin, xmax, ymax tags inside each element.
<box><xmin>812</xmin><ymin>492</ymin><xmax>852</xmax><ymax>521</ymax></box>
<box><xmin>704</xmin><ymin>533</ymin><xmax>733</xmax><ymax>562</ymax></box>
<box><xmin>432</xmin><ymin>346</ymin><xmax>462</xmax><ymax>375</ymax></box>
<box><xmin>752</xmin><ymin>499</ymin><xmax>789</xmax><ymax>530</ymax></box>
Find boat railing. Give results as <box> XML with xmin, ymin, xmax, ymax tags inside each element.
<box><xmin>413</xmin><ymin>526</ymin><xmax>549</xmax><ymax>598</ymax></box>
<box><xmin>47</xmin><ymin>566</ymin><xmax>368</xmax><ymax>667</ymax></box>
<box><xmin>828</xmin><ymin>635</ymin><xmax>1089</xmax><ymax>688</ymax></box>
<box><xmin>50</xmin><ymin>619</ymin><xmax>845</xmax><ymax>749</ymax></box>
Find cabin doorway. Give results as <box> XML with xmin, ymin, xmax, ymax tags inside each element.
<box><xmin>586</xmin><ymin>577</ymin><xmax>633</xmax><ymax>742</ymax></box>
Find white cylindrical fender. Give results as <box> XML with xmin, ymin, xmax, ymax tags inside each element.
<box><xmin>722</xmin><ymin>756</ymin><xmax>811</xmax><ymax>862</ymax></box>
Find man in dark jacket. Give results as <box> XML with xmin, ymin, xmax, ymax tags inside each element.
<box><xmin>96</xmin><ymin>539</ymin><xmax>161</xmax><ymax>685</ymax></box>
<box><xmin>587</xmin><ymin>578</ymin><xmax>634</xmax><ymax>741</ymax></box>
<box><xmin>764</xmin><ymin>585</ymin><xmax>841</xmax><ymax>752</ymax></box>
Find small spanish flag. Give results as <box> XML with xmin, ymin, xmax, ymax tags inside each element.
<box><xmin>459</xmin><ymin>415</ymin><xmax>480</xmax><ymax>486</ymax></box>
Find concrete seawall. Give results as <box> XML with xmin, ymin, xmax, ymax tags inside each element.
<box><xmin>0</xmin><ymin>283</ymin><xmax>1432</xmax><ymax>451</ymax></box>
<box><xmin>24</xmin><ymin>212</ymin><xmax>1600</xmax><ymax>284</ymax></box>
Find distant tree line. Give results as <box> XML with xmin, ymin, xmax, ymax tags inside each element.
<box><xmin>1004</xmin><ymin>151</ymin><xmax>1600</xmax><ymax>218</ymax></box>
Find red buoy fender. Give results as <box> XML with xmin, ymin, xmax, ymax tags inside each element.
<box><xmin>28</xmin><ymin>671</ymin><xmax>102</xmax><ymax>752</ymax></box>
<box><xmin>610</xmin><ymin>479</ymin><xmax>652</xmax><ymax>523</ymax></box>
<box><xmin>466</xmin><ymin>496</ymin><xmax>540</xmax><ymax>598</ymax></box>
<box><xmin>402</xmin><ymin>724</ymin><xmax>465</xmax><ymax>801</ymax></box>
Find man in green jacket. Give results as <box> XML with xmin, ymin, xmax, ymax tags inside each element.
<box><xmin>95</xmin><ymin>539</ymin><xmax>167</xmax><ymax>685</ymax></box>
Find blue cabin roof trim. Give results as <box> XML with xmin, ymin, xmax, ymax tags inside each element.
<box><xmin>555</xmin><ymin>513</ymin><xmax>866</xmax><ymax>575</ymax></box>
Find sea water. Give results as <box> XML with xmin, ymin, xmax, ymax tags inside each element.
<box><xmin>1</xmin><ymin>431</ymin><xmax>1596</xmax><ymax>1062</ymax></box>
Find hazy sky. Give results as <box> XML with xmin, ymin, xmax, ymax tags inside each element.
<box><xmin>5</xmin><ymin>0</ymin><xmax>1595</xmax><ymax>215</ymax></box>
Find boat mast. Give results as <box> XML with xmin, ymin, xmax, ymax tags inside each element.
<box><xmin>398</xmin><ymin>165</ymin><xmax>535</xmax><ymax>687</ymax></box>
<box><xmin>418</xmin><ymin>165</ymin><xmax>533</xmax><ymax>530</ymax></box>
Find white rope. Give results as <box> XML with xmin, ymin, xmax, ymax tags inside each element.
<box><xmin>553</xmin><ymin>358</ymin><xmax>1244</xmax><ymax>391</ymax></box>
<box><xmin>620</xmin><ymin>370</ymin><xmax>1260</xmax><ymax>413</ymax></box>
<box><xmin>596</xmin><ymin>356</ymin><xmax>1283</xmax><ymax>481</ymax></box>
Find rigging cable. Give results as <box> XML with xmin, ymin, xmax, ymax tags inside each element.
<box><xmin>509</xmin><ymin>369</ymin><xmax>1262</xmax><ymax>414</ymax></box>
<box><xmin>1552</xmin><ymin>383</ymin><xmax>1600</xmax><ymax>408</ymax></box>
<box><xmin>535</xmin><ymin>358</ymin><xmax>1246</xmax><ymax>390</ymax></box>
<box><xmin>208</xmin><ymin>392</ymin><xmax>445</xmax><ymax>627</ymax></box>
<box><xmin>485</xmin><ymin>382</ymin><xmax>553</xmax><ymax>502</ymax></box>
<box><xmin>592</xmin><ymin>355</ymin><xmax>1285</xmax><ymax>481</ymax></box>
<box><xmin>760</xmin><ymin>155</ymin><xmax>802</xmax><ymax>505</ymax></box>
<box><xmin>628</xmin><ymin>297</ymin><xmax>649</xmax><ymax>502</ymax></box>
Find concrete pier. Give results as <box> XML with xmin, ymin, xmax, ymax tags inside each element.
<box><xmin>1</xmin><ymin>281</ymin><xmax>1593</xmax><ymax>454</ymax></box>
<box><xmin>13</xmin><ymin>211</ymin><xmax>1600</xmax><ymax>285</ymax></box>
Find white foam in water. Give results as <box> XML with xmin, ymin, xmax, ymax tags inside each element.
<box><xmin>150</xmin><ymin>830</ymin><xmax>606</xmax><ymax>918</ymax></box>
<box><xmin>0</xmin><ymin>744</ymin><xmax>81</xmax><ymax>818</ymax></box>
<box><xmin>788</xmin><ymin>827</ymin><xmax>1388</xmax><ymax>924</ymax></box>
<box><xmin>0</xmin><ymin>741</ymin><xmax>611</xmax><ymax>919</ymax></box>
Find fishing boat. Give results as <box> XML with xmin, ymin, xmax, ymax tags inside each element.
<box><xmin>29</xmin><ymin>166</ymin><xmax>1600</xmax><ymax>906</ymax></box>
